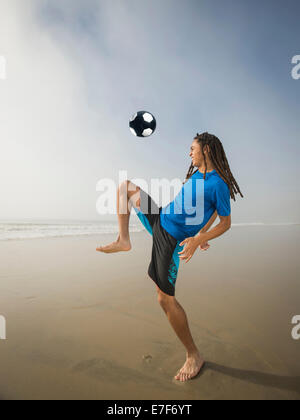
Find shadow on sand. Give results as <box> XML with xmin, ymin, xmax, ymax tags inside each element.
<box><xmin>204</xmin><ymin>361</ymin><xmax>300</xmax><ymax>395</ymax></box>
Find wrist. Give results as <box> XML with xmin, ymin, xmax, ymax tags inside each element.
<box><xmin>195</xmin><ymin>232</ymin><xmax>208</xmax><ymax>245</ymax></box>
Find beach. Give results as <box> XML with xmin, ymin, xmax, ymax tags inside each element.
<box><xmin>0</xmin><ymin>225</ymin><xmax>299</xmax><ymax>400</ymax></box>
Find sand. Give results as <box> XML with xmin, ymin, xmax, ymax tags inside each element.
<box><xmin>0</xmin><ymin>225</ymin><xmax>299</xmax><ymax>400</ymax></box>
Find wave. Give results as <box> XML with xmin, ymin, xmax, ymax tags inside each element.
<box><xmin>0</xmin><ymin>221</ymin><xmax>298</xmax><ymax>241</ymax></box>
<box><xmin>0</xmin><ymin>222</ymin><xmax>144</xmax><ymax>241</ymax></box>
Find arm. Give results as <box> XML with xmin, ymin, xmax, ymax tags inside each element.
<box><xmin>200</xmin><ymin>210</ymin><xmax>218</xmax><ymax>233</ymax></box>
<box><xmin>178</xmin><ymin>213</ymin><xmax>231</xmax><ymax>263</ymax></box>
<box><xmin>194</xmin><ymin>214</ymin><xmax>231</xmax><ymax>245</ymax></box>
<box><xmin>178</xmin><ymin>181</ymin><xmax>232</xmax><ymax>263</ymax></box>
<box><xmin>197</xmin><ymin>210</ymin><xmax>218</xmax><ymax>250</ymax></box>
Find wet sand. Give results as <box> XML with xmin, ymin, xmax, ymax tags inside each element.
<box><xmin>0</xmin><ymin>226</ymin><xmax>299</xmax><ymax>400</ymax></box>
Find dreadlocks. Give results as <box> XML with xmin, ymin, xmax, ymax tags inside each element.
<box><xmin>184</xmin><ymin>132</ymin><xmax>244</xmax><ymax>201</ymax></box>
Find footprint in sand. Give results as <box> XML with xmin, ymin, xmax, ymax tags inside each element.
<box><xmin>142</xmin><ymin>354</ymin><xmax>153</xmax><ymax>363</ymax></box>
<box><xmin>72</xmin><ymin>358</ymin><xmax>173</xmax><ymax>391</ymax></box>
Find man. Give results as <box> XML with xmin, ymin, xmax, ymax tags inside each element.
<box><xmin>97</xmin><ymin>132</ymin><xmax>243</xmax><ymax>382</ymax></box>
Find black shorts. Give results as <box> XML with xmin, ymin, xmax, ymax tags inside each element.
<box><xmin>133</xmin><ymin>189</ymin><xmax>183</xmax><ymax>296</ymax></box>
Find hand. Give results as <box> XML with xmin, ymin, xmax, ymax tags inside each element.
<box><xmin>178</xmin><ymin>237</ymin><xmax>199</xmax><ymax>263</ymax></box>
<box><xmin>199</xmin><ymin>241</ymin><xmax>210</xmax><ymax>251</ymax></box>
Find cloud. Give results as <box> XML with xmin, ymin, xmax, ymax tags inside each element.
<box><xmin>0</xmin><ymin>0</ymin><xmax>115</xmax><ymax>220</ymax></box>
<box><xmin>0</xmin><ymin>0</ymin><xmax>299</xmax><ymax>222</ymax></box>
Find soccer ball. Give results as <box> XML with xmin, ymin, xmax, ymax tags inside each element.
<box><xmin>129</xmin><ymin>111</ymin><xmax>157</xmax><ymax>137</ymax></box>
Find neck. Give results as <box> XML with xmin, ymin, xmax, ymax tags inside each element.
<box><xmin>198</xmin><ymin>164</ymin><xmax>215</xmax><ymax>173</ymax></box>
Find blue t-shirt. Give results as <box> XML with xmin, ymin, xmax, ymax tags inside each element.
<box><xmin>160</xmin><ymin>169</ymin><xmax>231</xmax><ymax>241</ymax></box>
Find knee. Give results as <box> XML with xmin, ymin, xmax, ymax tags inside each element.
<box><xmin>118</xmin><ymin>180</ymin><xmax>130</xmax><ymax>191</ymax></box>
<box><xmin>118</xmin><ymin>180</ymin><xmax>133</xmax><ymax>201</ymax></box>
<box><xmin>157</xmin><ymin>289</ymin><xmax>174</xmax><ymax>309</ymax></box>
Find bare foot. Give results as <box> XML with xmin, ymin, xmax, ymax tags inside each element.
<box><xmin>174</xmin><ymin>353</ymin><xmax>205</xmax><ymax>382</ymax></box>
<box><xmin>96</xmin><ymin>236</ymin><xmax>131</xmax><ymax>253</ymax></box>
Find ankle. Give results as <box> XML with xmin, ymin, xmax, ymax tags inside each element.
<box><xmin>118</xmin><ymin>235</ymin><xmax>130</xmax><ymax>243</ymax></box>
<box><xmin>187</xmin><ymin>350</ymin><xmax>201</xmax><ymax>359</ymax></box>
<box><xmin>120</xmin><ymin>237</ymin><xmax>131</xmax><ymax>244</ymax></box>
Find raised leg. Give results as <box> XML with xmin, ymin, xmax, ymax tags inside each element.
<box><xmin>96</xmin><ymin>180</ymin><xmax>141</xmax><ymax>253</ymax></box>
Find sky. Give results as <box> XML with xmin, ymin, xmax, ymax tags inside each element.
<box><xmin>0</xmin><ymin>0</ymin><xmax>299</xmax><ymax>223</ymax></box>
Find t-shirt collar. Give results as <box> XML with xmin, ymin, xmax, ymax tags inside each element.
<box><xmin>197</xmin><ymin>169</ymin><xmax>216</xmax><ymax>177</ymax></box>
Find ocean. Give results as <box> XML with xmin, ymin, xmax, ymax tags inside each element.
<box><xmin>0</xmin><ymin>221</ymin><xmax>298</xmax><ymax>241</ymax></box>
<box><xmin>0</xmin><ymin>220</ymin><xmax>144</xmax><ymax>241</ymax></box>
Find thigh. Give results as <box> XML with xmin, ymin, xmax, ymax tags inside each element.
<box><xmin>127</xmin><ymin>181</ymin><xmax>141</xmax><ymax>209</ymax></box>
<box><xmin>129</xmin><ymin>184</ymin><xmax>160</xmax><ymax>227</ymax></box>
<box><xmin>148</xmin><ymin>222</ymin><xmax>182</xmax><ymax>296</ymax></box>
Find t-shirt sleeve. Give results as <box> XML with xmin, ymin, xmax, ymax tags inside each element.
<box><xmin>214</xmin><ymin>180</ymin><xmax>231</xmax><ymax>216</ymax></box>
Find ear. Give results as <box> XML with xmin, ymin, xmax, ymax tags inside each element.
<box><xmin>203</xmin><ymin>144</ymin><xmax>210</xmax><ymax>154</ymax></box>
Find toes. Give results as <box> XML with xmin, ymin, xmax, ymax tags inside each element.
<box><xmin>181</xmin><ymin>372</ymin><xmax>193</xmax><ymax>381</ymax></box>
<box><xmin>174</xmin><ymin>360</ymin><xmax>205</xmax><ymax>382</ymax></box>
<box><xmin>174</xmin><ymin>369</ymin><xmax>183</xmax><ymax>380</ymax></box>
<box><xmin>174</xmin><ymin>370</ymin><xmax>196</xmax><ymax>381</ymax></box>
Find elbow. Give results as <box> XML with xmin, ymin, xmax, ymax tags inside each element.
<box><xmin>218</xmin><ymin>220</ymin><xmax>231</xmax><ymax>234</ymax></box>
<box><xmin>219</xmin><ymin>214</ymin><xmax>231</xmax><ymax>231</ymax></box>
<box><xmin>223</xmin><ymin>222</ymin><xmax>231</xmax><ymax>232</ymax></box>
